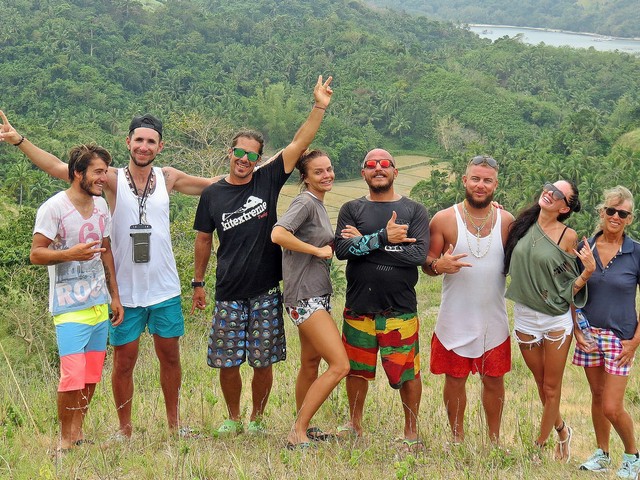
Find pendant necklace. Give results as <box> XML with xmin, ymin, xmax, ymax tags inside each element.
<box><xmin>531</xmin><ymin>224</ymin><xmax>547</xmax><ymax>249</ymax></box>
<box><xmin>462</xmin><ymin>202</ymin><xmax>494</xmax><ymax>258</ymax></box>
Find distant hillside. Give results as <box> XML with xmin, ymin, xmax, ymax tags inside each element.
<box><xmin>1</xmin><ymin>0</ymin><xmax>640</xmax><ymax>238</ymax></box>
<box><xmin>365</xmin><ymin>0</ymin><xmax>640</xmax><ymax>38</ymax></box>
<box><xmin>617</xmin><ymin>129</ymin><xmax>640</xmax><ymax>153</ymax></box>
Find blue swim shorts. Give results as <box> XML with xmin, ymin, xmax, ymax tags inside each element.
<box><xmin>109</xmin><ymin>295</ymin><xmax>184</xmax><ymax>346</ymax></box>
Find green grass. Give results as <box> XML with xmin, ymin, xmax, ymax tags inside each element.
<box><xmin>2</xmin><ymin>273</ymin><xmax>638</xmax><ymax>479</ymax></box>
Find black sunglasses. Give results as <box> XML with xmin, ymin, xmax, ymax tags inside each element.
<box><xmin>469</xmin><ymin>155</ymin><xmax>498</xmax><ymax>169</ymax></box>
<box><xmin>232</xmin><ymin>147</ymin><xmax>261</xmax><ymax>162</ymax></box>
<box><xmin>605</xmin><ymin>207</ymin><xmax>632</xmax><ymax>219</ymax></box>
<box><xmin>543</xmin><ymin>182</ymin><xmax>570</xmax><ymax>207</ymax></box>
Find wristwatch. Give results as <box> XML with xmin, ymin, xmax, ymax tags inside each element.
<box><xmin>191</xmin><ymin>279</ymin><xmax>206</xmax><ymax>288</ymax></box>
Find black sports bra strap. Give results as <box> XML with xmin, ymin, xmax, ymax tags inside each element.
<box><xmin>557</xmin><ymin>226</ymin><xmax>568</xmax><ymax>245</ymax></box>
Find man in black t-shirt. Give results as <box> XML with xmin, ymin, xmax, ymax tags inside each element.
<box><xmin>334</xmin><ymin>148</ymin><xmax>429</xmax><ymax>451</ymax></box>
<box><xmin>192</xmin><ymin>76</ymin><xmax>332</xmax><ymax>435</ymax></box>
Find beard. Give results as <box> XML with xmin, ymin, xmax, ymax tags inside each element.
<box><xmin>369</xmin><ymin>183</ymin><xmax>393</xmax><ymax>194</ymax></box>
<box><xmin>130</xmin><ymin>152</ymin><xmax>155</xmax><ymax>167</ymax></box>
<box><xmin>80</xmin><ymin>175</ymin><xmax>101</xmax><ymax>197</ymax></box>
<box><xmin>365</xmin><ymin>174</ymin><xmax>394</xmax><ymax>194</ymax></box>
<box><xmin>465</xmin><ymin>189</ymin><xmax>494</xmax><ymax>209</ymax></box>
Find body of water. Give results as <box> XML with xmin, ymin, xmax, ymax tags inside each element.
<box><xmin>468</xmin><ymin>25</ymin><xmax>640</xmax><ymax>54</ymax></box>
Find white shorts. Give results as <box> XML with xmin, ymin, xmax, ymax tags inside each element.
<box><xmin>513</xmin><ymin>303</ymin><xmax>573</xmax><ymax>346</ymax></box>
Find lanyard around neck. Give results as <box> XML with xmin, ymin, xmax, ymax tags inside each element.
<box><xmin>127</xmin><ymin>166</ymin><xmax>153</xmax><ymax>224</ymax></box>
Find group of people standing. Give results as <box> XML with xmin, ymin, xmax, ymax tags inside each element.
<box><xmin>426</xmin><ymin>157</ymin><xmax>640</xmax><ymax>478</ymax></box>
<box><xmin>1</xmin><ymin>76</ymin><xmax>639</xmax><ymax>478</ymax></box>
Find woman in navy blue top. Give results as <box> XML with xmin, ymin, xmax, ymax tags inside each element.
<box><xmin>573</xmin><ymin>185</ymin><xmax>640</xmax><ymax>477</ymax></box>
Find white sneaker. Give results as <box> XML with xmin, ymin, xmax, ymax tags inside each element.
<box><xmin>579</xmin><ymin>448</ymin><xmax>611</xmax><ymax>471</ymax></box>
<box><xmin>617</xmin><ymin>453</ymin><xmax>640</xmax><ymax>479</ymax></box>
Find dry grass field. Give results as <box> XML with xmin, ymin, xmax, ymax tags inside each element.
<box><xmin>2</xmin><ymin>154</ymin><xmax>640</xmax><ymax>479</ymax></box>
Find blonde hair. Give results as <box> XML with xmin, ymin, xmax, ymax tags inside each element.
<box><xmin>594</xmin><ymin>185</ymin><xmax>634</xmax><ymax>232</ymax></box>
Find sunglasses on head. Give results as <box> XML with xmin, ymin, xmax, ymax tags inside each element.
<box><xmin>605</xmin><ymin>207</ymin><xmax>632</xmax><ymax>219</ymax></box>
<box><xmin>469</xmin><ymin>155</ymin><xmax>498</xmax><ymax>169</ymax></box>
<box><xmin>232</xmin><ymin>147</ymin><xmax>260</xmax><ymax>162</ymax></box>
<box><xmin>542</xmin><ymin>182</ymin><xmax>570</xmax><ymax>207</ymax></box>
<box><xmin>363</xmin><ymin>159</ymin><xmax>394</xmax><ymax>169</ymax></box>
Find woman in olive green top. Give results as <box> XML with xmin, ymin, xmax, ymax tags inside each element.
<box><xmin>504</xmin><ymin>180</ymin><xmax>595</xmax><ymax>461</ymax></box>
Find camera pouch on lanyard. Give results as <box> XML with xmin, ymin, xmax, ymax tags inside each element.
<box><xmin>130</xmin><ymin>224</ymin><xmax>152</xmax><ymax>263</ymax></box>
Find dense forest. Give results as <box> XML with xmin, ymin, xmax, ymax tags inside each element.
<box><xmin>365</xmin><ymin>0</ymin><xmax>640</xmax><ymax>38</ymax></box>
<box><xmin>1</xmin><ymin>0</ymin><xmax>640</xmax><ymax>277</ymax></box>
<box><xmin>2</xmin><ymin>2</ymin><xmax>640</xmax><ymax>474</ymax></box>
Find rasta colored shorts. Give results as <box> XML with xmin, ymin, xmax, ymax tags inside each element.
<box><xmin>341</xmin><ymin>308</ymin><xmax>420</xmax><ymax>389</ymax></box>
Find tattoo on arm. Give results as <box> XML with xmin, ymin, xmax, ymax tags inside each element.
<box><xmin>102</xmin><ymin>261</ymin><xmax>116</xmax><ymax>296</ymax></box>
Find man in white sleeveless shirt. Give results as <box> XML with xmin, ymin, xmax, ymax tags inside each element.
<box><xmin>423</xmin><ymin>155</ymin><xmax>514</xmax><ymax>444</ymax></box>
<box><xmin>0</xmin><ymin>111</ymin><xmax>219</xmax><ymax>438</ymax></box>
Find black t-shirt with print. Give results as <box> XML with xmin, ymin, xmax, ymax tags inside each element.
<box><xmin>194</xmin><ymin>154</ymin><xmax>290</xmax><ymax>300</ymax></box>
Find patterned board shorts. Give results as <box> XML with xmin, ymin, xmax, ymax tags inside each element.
<box><xmin>342</xmin><ymin>308</ymin><xmax>420</xmax><ymax>389</ymax></box>
<box><xmin>285</xmin><ymin>294</ymin><xmax>332</xmax><ymax>326</ymax></box>
<box><xmin>208</xmin><ymin>287</ymin><xmax>286</xmax><ymax>369</ymax></box>
<box><xmin>572</xmin><ymin>327</ymin><xmax>634</xmax><ymax>376</ymax></box>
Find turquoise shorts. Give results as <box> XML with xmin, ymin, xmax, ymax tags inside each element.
<box><xmin>109</xmin><ymin>296</ymin><xmax>184</xmax><ymax>346</ymax></box>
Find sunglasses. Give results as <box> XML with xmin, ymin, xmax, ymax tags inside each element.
<box><xmin>469</xmin><ymin>155</ymin><xmax>498</xmax><ymax>169</ymax></box>
<box><xmin>232</xmin><ymin>147</ymin><xmax>261</xmax><ymax>162</ymax></box>
<box><xmin>542</xmin><ymin>182</ymin><xmax>570</xmax><ymax>207</ymax></box>
<box><xmin>605</xmin><ymin>207</ymin><xmax>632</xmax><ymax>219</ymax></box>
<box><xmin>363</xmin><ymin>159</ymin><xmax>395</xmax><ymax>169</ymax></box>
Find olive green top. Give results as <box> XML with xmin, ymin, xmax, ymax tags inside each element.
<box><xmin>506</xmin><ymin>222</ymin><xmax>586</xmax><ymax>315</ymax></box>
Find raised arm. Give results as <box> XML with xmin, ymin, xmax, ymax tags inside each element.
<box><xmin>281</xmin><ymin>75</ymin><xmax>333</xmax><ymax>173</ymax></box>
<box><xmin>0</xmin><ymin>110</ymin><xmax>69</xmax><ymax>182</ymax></box>
<box><xmin>163</xmin><ymin>166</ymin><xmax>223</xmax><ymax>196</ymax></box>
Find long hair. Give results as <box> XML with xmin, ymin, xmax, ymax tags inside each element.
<box><xmin>503</xmin><ymin>180</ymin><xmax>580</xmax><ymax>273</ymax></box>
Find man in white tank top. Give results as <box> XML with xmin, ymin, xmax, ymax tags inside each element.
<box><xmin>0</xmin><ymin>111</ymin><xmax>221</xmax><ymax>438</ymax></box>
<box><xmin>423</xmin><ymin>155</ymin><xmax>514</xmax><ymax>445</ymax></box>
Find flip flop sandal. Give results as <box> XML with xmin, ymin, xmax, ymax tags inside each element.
<box><xmin>401</xmin><ymin>438</ymin><xmax>426</xmax><ymax>453</ymax></box>
<box><xmin>216</xmin><ymin>419</ymin><xmax>244</xmax><ymax>435</ymax></box>
<box><xmin>554</xmin><ymin>425</ymin><xmax>572</xmax><ymax>463</ymax></box>
<box><xmin>248</xmin><ymin>419</ymin><xmax>267</xmax><ymax>434</ymax></box>
<box><xmin>336</xmin><ymin>424</ymin><xmax>359</xmax><ymax>438</ymax></box>
<box><xmin>74</xmin><ymin>439</ymin><xmax>95</xmax><ymax>446</ymax></box>
<box><xmin>306</xmin><ymin>427</ymin><xmax>334</xmax><ymax>441</ymax></box>
<box><xmin>285</xmin><ymin>441</ymin><xmax>313</xmax><ymax>451</ymax></box>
